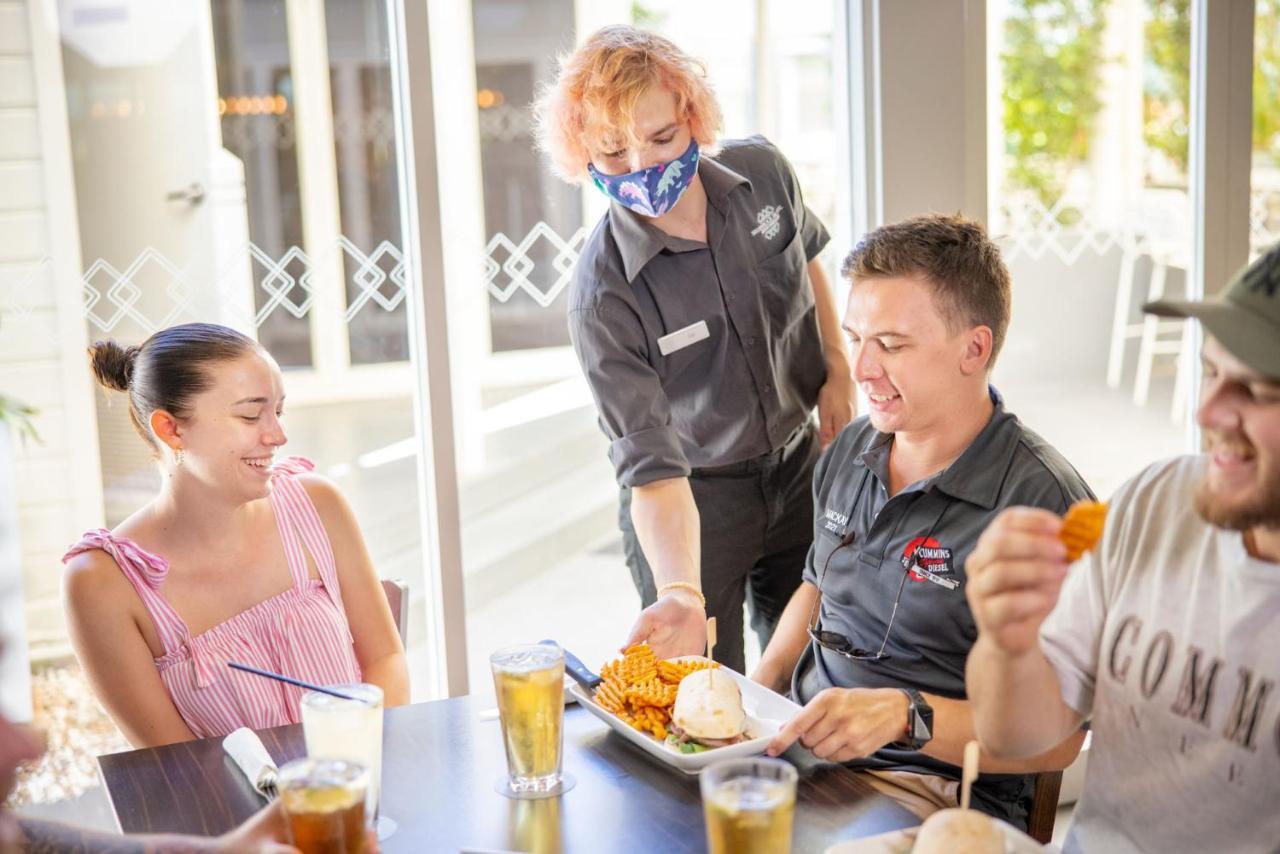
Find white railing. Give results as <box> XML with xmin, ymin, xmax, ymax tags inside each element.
<box><xmin>483</xmin><ymin>221</ymin><xmax>588</xmax><ymax>308</ymax></box>
<box><xmin>999</xmin><ymin>187</ymin><xmax>1280</xmax><ymax>263</ymax></box>
<box><xmin>1</xmin><ymin>220</ymin><xmax>592</xmax><ymax>336</ymax></box>
<box><xmin>1251</xmin><ymin>188</ymin><xmax>1280</xmax><ymax>258</ymax></box>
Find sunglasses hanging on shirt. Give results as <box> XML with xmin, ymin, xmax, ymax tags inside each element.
<box><xmin>807</xmin><ymin>469</ymin><xmax>952</xmax><ymax>663</ymax></box>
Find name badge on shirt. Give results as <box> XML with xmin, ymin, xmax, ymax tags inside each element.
<box><xmin>657</xmin><ymin>320</ymin><xmax>710</xmax><ymax>356</ymax></box>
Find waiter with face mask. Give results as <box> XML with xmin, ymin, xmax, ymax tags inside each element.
<box><xmin>535</xmin><ymin>26</ymin><xmax>855</xmax><ymax>672</ymax></box>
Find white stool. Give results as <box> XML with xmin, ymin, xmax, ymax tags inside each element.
<box><xmin>1106</xmin><ymin>241</ymin><xmax>1193</xmax><ymax>421</ymax></box>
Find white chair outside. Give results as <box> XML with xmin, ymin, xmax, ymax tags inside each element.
<box><xmin>1105</xmin><ymin>191</ymin><xmax>1193</xmax><ymax>422</ymax></box>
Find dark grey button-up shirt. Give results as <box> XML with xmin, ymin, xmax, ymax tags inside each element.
<box><xmin>794</xmin><ymin>389</ymin><xmax>1094</xmax><ymax>827</ymax></box>
<box><xmin>568</xmin><ymin>136</ymin><xmax>831</xmax><ymax>487</ymax></box>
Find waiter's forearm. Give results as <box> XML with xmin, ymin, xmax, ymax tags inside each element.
<box><xmin>630</xmin><ymin>477</ymin><xmax>701</xmax><ymax>590</ymax></box>
<box><xmin>753</xmin><ymin>582</ymin><xmax>819</xmax><ymax>692</ymax></box>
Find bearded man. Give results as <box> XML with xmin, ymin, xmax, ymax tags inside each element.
<box><xmin>964</xmin><ymin>241</ymin><xmax>1280</xmax><ymax>853</ymax></box>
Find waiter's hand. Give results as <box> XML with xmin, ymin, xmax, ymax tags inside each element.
<box><xmin>766</xmin><ymin>687</ymin><xmax>908</xmax><ymax>762</ymax></box>
<box><xmin>817</xmin><ymin>371</ymin><xmax>856</xmax><ymax>448</ymax></box>
<box><xmin>966</xmin><ymin>507</ymin><xmax>1070</xmax><ymax>658</ymax></box>
<box><xmin>622</xmin><ymin>588</ymin><xmax>707</xmax><ymax>660</ymax></box>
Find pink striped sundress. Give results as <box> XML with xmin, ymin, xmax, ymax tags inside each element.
<box><xmin>62</xmin><ymin>456</ymin><xmax>363</xmax><ymax>740</ymax></box>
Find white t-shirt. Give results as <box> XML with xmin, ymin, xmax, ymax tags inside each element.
<box><xmin>1041</xmin><ymin>455</ymin><xmax>1280</xmax><ymax>854</ymax></box>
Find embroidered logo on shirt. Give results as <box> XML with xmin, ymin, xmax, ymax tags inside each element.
<box><xmin>902</xmin><ymin>537</ymin><xmax>959</xmax><ymax>589</ymax></box>
<box><xmin>821</xmin><ymin>507</ymin><xmax>850</xmax><ymax>535</ymax></box>
<box><xmin>750</xmin><ymin>205</ymin><xmax>783</xmax><ymax>240</ymax></box>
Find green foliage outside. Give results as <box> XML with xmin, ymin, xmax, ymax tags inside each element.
<box><xmin>631</xmin><ymin>1</ymin><xmax>667</xmax><ymax>29</ymax></box>
<box><xmin>0</xmin><ymin>393</ymin><xmax>39</xmax><ymax>447</ymax></box>
<box><xmin>1002</xmin><ymin>0</ymin><xmax>1280</xmax><ymax>203</ymax></box>
<box><xmin>1144</xmin><ymin>0</ymin><xmax>1190</xmax><ymax>181</ymax></box>
<box><xmin>1255</xmin><ymin>0</ymin><xmax>1280</xmax><ymax>168</ymax></box>
<box><xmin>1140</xmin><ymin>0</ymin><xmax>1280</xmax><ymax>177</ymax></box>
<box><xmin>1000</xmin><ymin>0</ymin><xmax>1111</xmax><ymax>206</ymax></box>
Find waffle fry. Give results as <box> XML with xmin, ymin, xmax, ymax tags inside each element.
<box><xmin>1060</xmin><ymin>500</ymin><xmax>1108</xmax><ymax>561</ymax></box>
<box><xmin>590</xmin><ymin>644</ymin><xmax>717</xmax><ymax>742</ymax></box>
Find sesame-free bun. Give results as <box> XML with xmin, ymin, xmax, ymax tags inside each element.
<box><xmin>913</xmin><ymin>808</ymin><xmax>1005</xmax><ymax>854</ymax></box>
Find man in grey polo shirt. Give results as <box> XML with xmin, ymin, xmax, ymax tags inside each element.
<box><xmin>537</xmin><ymin>28</ymin><xmax>856</xmax><ymax>671</ymax></box>
<box><xmin>758</xmin><ymin>215</ymin><xmax>1091</xmax><ymax>829</ymax></box>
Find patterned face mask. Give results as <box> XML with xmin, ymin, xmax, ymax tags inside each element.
<box><xmin>588</xmin><ymin>138</ymin><xmax>700</xmax><ymax>218</ymax></box>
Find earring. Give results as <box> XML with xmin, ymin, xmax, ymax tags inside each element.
<box><xmin>175</xmin><ymin>448</ymin><xmax>185</xmax><ymax>466</ymax></box>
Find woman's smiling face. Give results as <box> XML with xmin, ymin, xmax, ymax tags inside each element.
<box><xmin>165</xmin><ymin>349</ymin><xmax>289</xmax><ymax>502</ymax></box>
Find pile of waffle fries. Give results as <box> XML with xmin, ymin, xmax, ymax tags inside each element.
<box><xmin>591</xmin><ymin>643</ymin><xmax>718</xmax><ymax>740</ymax></box>
<box><xmin>1060</xmin><ymin>500</ymin><xmax>1109</xmax><ymax>561</ymax></box>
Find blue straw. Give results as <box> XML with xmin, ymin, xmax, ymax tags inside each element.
<box><xmin>227</xmin><ymin>661</ymin><xmax>372</xmax><ymax>704</ymax></box>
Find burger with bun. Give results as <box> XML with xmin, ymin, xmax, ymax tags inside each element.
<box><xmin>665</xmin><ymin>667</ymin><xmax>748</xmax><ymax>753</ymax></box>
<box><xmin>912</xmin><ymin>807</ymin><xmax>1005</xmax><ymax>854</ymax></box>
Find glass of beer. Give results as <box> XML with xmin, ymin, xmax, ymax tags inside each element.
<box><xmin>301</xmin><ymin>684</ymin><xmax>389</xmax><ymax>836</ymax></box>
<box><xmin>701</xmin><ymin>757</ymin><xmax>798</xmax><ymax>854</ymax></box>
<box><xmin>277</xmin><ymin>757</ymin><xmax>368</xmax><ymax>854</ymax></box>
<box><xmin>490</xmin><ymin>642</ymin><xmax>573</xmax><ymax>798</ymax></box>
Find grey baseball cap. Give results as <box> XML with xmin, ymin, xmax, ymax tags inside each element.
<box><xmin>1145</xmin><ymin>241</ymin><xmax>1280</xmax><ymax>379</ymax></box>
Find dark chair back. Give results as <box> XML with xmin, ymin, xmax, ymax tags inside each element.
<box><xmin>1026</xmin><ymin>769</ymin><xmax>1064</xmax><ymax>844</ymax></box>
<box><xmin>381</xmin><ymin>578</ymin><xmax>409</xmax><ymax>644</ymax></box>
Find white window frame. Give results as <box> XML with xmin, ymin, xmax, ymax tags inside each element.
<box><xmin>1187</xmin><ymin>0</ymin><xmax>1255</xmax><ymax>440</ymax></box>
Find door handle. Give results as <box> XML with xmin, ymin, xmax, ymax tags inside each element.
<box><xmin>165</xmin><ymin>182</ymin><xmax>206</xmax><ymax>206</ymax></box>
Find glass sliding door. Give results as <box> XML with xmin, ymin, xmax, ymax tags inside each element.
<box><xmin>1</xmin><ymin>0</ymin><xmax>440</xmax><ymax>814</ymax></box>
<box><xmin>988</xmin><ymin>0</ymin><xmax>1197</xmax><ymax>497</ymax></box>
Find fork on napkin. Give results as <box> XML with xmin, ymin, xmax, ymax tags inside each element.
<box><xmin>222</xmin><ymin>727</ymin><xmax>279</xmax><ymax>799</ymax></box>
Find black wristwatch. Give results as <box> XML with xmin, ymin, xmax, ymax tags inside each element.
<box><xmin>896</xmin><ymin>687</ymin><xmax>933</xmax><ymax>750</ymax></box>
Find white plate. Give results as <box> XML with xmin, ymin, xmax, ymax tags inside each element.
<box><xmin>822</xmin><ymin>818</ymin><xmax>1046</xmax><ymax>853</ymax></box>
<box><xmin>567</xmin><ymin>662</ymin><xmax>800</xmax><ymax>774</ymax></box>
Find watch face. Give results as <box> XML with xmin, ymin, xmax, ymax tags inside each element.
<box><xmin>912</xmin><ymin>713</ymin><xmax>931</xmax><ymax>743</ymax></box>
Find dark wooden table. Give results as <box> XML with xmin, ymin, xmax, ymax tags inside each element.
<box><xmin>98</xmin><ymin>696</ymin><xmax>917</xmax><ymax>852</ymax></box>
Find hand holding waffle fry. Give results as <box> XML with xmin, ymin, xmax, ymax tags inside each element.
<box><xmin>966</xmin><ymin>504</ymin><xmax>1103</xmax><ymax>657</ymax></box>
<box><xmin>1059</xmin><ymin>500</ymin><xmax>1108</xmax><ymax>561</ymax></box>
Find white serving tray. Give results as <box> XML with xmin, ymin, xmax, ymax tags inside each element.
<box><xmin>823</xmin><ymin>818</ymin><xmax>1047</xmax><ymax>853</ymax></box>
<box><xmin>567</xmin><ymin>661</ymin><xmax>800</xmax><ymax>774</ymax></box>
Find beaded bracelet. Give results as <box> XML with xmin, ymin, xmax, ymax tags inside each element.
<box><xmin>656</xmin><ymin>581</ymin><xmax>706</xmax><ymax>608</ymax></box>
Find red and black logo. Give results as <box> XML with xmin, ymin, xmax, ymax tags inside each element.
<box><xmin>901</xmin><ymin>537</ymin><xmax>959</xmax><ymax>589</ymax></box>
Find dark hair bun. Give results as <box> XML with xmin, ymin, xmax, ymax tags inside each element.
<box><xmin>88</xmin><ymin>340</ymin><xmax>139</xmax><ymax>392</ymax></box>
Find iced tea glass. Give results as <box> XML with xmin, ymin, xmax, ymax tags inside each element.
<box><xmin>701</xmin><ymin>757</ymin><xmax>798</xmax><ymax>854</ymax></box>
<box><xmin>277</xmin><ymin>757</ymin><xmax>368</xmax><ymax>854</ymax></box>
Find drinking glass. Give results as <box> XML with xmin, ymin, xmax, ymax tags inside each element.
<box><xmin>701</xmin><ymin>757</ymin><xmax>798</xmax><ymax>854</ymax></box>
<box><xmin>490</xmin><ymin>642</ymin><xmax>574</xmax><ymax>798</ymax></box>
<box><xmin>277</xmin><ymin>757</ymin><xmax>368</xmax><ymax>854</ymax></box>
<box><xmin>301</xmin><ymin>684</ymin><xmax>391</xmax><ymax>837</ymax></box>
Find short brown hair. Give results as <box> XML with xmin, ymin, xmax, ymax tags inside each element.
<box><xmin>841</xmin><ymin>214</ymin><xmax>1012</xmax><ymax>367</ymax></box>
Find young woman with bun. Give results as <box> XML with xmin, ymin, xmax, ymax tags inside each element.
<box><xmin>63</xmin><ymin>323</ymin><xmax>408</xmax><ymax>747</ymax></box>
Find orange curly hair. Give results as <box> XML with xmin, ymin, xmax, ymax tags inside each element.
<box><xmin>534</xmin><ymin>26</ymin><xmax>723</xmax><ymax>185</ymax></box>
